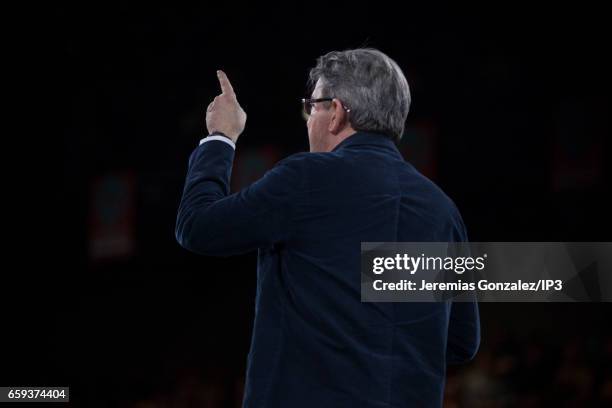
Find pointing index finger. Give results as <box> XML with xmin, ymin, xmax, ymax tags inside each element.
<box><xmin>217</xmin><ymin>70</ymin><xmax>235</xmax><ymax>96</ymax></box>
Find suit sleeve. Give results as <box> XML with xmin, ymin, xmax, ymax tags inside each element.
<box><xmin>175</xmin><ymin>140</ymin><xmax>302</xmax><ymax>256</ymax></box>
<box><xmin>446</xmin><ymin>210</ymin><xmax>481</xmax><ymax>364</ymax></box>
<box><xmin>446</xmin><ymin>300</ymin><xmax>481</xmax><ymax>364</ymax></box>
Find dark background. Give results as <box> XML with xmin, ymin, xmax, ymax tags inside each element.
<box><xmin>7</xmin><ymin>1</ymin><xmax>611</xmax><ymax>407</ymax></box>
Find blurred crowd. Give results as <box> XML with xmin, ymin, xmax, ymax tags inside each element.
<box><xmin>118</xmin><ymin>329</ymin><xmax>612</xmax><ymax>408</ymax></box>
<box><xmin>445</xmin><ymin>330</ymin><xmax>612</xmax><ymax>407</ymax></box>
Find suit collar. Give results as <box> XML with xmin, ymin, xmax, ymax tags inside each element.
<box><xmin>331</xmin><ymin>131</ymin><xmax>398</xmax><ymax>153</ymax></box>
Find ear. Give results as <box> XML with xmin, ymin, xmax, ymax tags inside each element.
<box><xmin>328</xmin><ymin>98</ymin><xmax>349</xmax><ymax>135</ymax></box>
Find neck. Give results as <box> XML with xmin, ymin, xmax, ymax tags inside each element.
<box><xmin>325</xmin><ymin>127</ymin><xmax>357</xmax><ymax>152</ymax></box>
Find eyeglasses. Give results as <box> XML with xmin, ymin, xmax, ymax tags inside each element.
<box><xmin>301</xmin><ymin>97</ymin><xmax>351</xmax><ymax>119</ymax></box>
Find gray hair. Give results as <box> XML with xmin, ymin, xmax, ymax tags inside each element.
<box><xmin>308</xmin><ymin>48</ymin><xmax>411</xmax><ymax>142</ymax></box>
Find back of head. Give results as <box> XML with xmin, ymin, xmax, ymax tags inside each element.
<box><xmin>308</xmin><ymin>48</ymin><xmax>411</xmax><ymax>143</ymax></box>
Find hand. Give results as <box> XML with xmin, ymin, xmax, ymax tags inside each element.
<box><xmin>205</xmin><ymin>70</ymin><xmax>247</xmax><ymax>143</ymax></box>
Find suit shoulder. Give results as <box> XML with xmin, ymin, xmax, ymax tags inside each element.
<box><xmin>402</xmin><ymin>168</ymin><xmax>468</xmax><ymax>238</ymax></box>
<box><xmin>421</xmin><ymin>174</ymin><xmax>464</xmax><ymax>218</ymax></box>
<box><xmin>276</xmin><ymin>151</ymin><xmax>334</xmax><ymax>170</ymax></box>
<box><xmin>276</xmin><ymin>151</ymin><xmax>311</xmax><ymax>166</ymax></box>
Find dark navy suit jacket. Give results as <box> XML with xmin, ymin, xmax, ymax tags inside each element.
<box><xmin>176</xmin><ymin>131</ymin><xmax>480</xmax><ymax>407</ymax></box>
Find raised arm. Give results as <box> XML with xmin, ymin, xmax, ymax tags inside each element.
<box><xmin>175</xmin><ymin>70</ymin><xmax>306</xmax><ymax>256</ymax></box>
<box><xmin>175</xmin><ymin>141</ymin><xmax>304</xmax><ymax>256</ymax></box>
